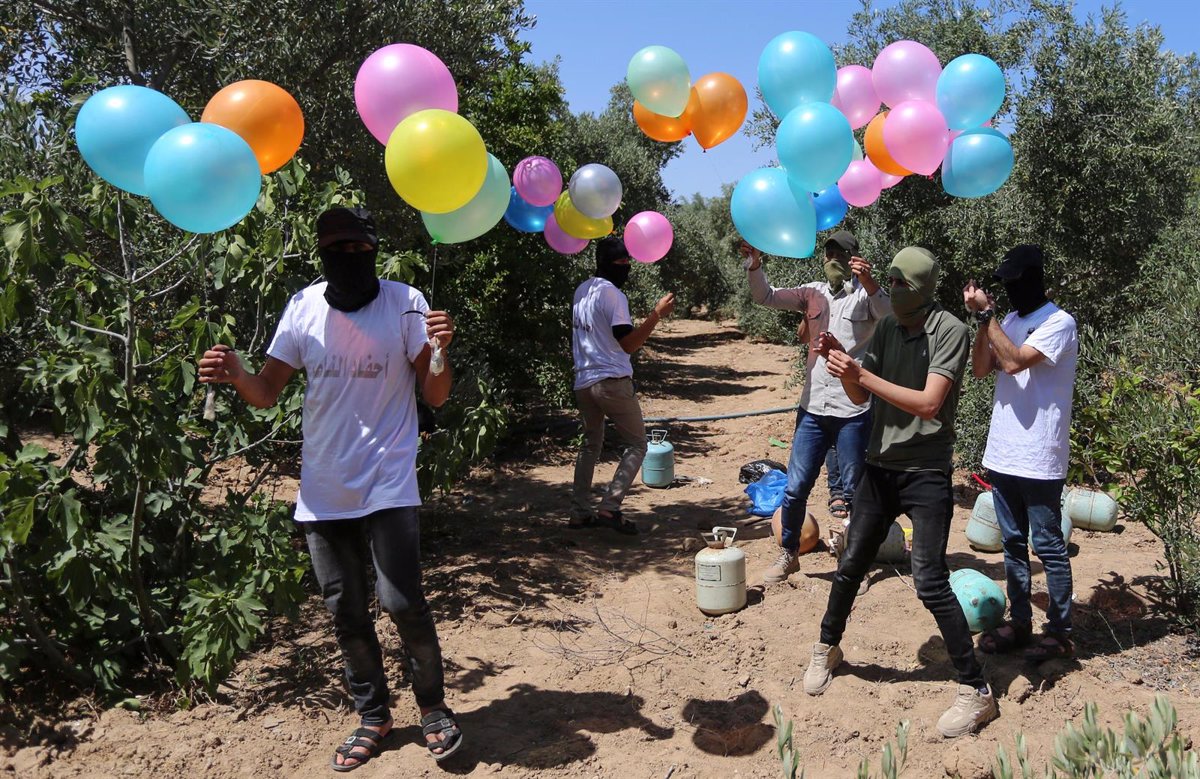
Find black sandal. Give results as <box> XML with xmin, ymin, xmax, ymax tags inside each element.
<box><xmin>331</xmin><ymin>726</ymin><xmax>387</xmax><ymax>772</ymax></box>
<box><xmin>421</xmin><ymin>708</ymin><xmax>463</xmax><ymax>762</ymax></box>
<box><xmin>597</xmin><ymin>510</ymin><xmax>638</xmax><ymax>535</ymax></box>
<box><xmin>828</xmin><ymin>497</ymin><xmax>849</xmax><ymax>520</ymax></box>
<box><xmin>978</xmin><ymin>622</ymin><xmax>1033</xmax><ymax>654</ymax></box>
<box><xmin>1024</xmin><ymin>632</ymin><xmax>1074</xmax><ymax>662</ymax></box>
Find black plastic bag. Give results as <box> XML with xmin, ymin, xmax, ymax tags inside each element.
<box><xmin>739</xmin><ymin>458</ymin><xmax>788</xmax><ymax>484</ymax></box>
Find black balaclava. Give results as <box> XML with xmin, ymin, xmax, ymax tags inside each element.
<box><xmin>595</xmin><ymin>235</ymin><xmax>631</xmax><ymax>289</ymax></box>
<box><xmin>994</xmin><ymin>244</ymin><xmax>1048</xmax><ymax>317</ymax></box>
<box><xmin>317</xmin><ymin>207</ymin><xmax>380</xmax><ymax>312</ymax></box>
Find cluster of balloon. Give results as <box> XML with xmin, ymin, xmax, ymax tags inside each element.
<box><xmin>732</xmin><ymin>33</ymin><xmax>1011</xmax><ymax>257</ymax></box>
<box><xmin>75</xmin><ymin>80</ymin><xmax>303</xmax><ymax>233</ymax></box>
<box><xmin>627</xmin><ymin>46</ymin><xmax>748</xmax><ymax>150</ymax></box>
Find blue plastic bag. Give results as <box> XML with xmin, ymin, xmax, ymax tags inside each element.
<box><xmin>744</xmin><ymin>469</ymin><xmax>788</xmax><ymax>517</ymax></box>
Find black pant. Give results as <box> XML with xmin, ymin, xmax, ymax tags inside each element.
<box><xmin>819</xmin><ymin>465</ymin><xmax>985</xmax><ymax>688</ymax></box>
<box><xmin>304</xmin><ymin>507</ymin><xmax>445</xmax><ymax>724</ymax></box>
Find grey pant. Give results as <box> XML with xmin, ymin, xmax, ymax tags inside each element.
<box><xmin>303</xmin><ymin>506</ymin><xmax>444</xmax><ymax>724</ymax></box>
<box><xmin>572</xmin><ymin>376</ymin><xmax>647</xmax><ymax>517</ymax></box>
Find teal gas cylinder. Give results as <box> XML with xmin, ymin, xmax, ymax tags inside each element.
<box><xmin>966</xmin><ymin>492</ymin><xmax>1003</xmax><ymax>553</ymax></box>
<box><xmin>1063</xmin><ymin>488</ymin><xmax>1119</xmax><ymax>532</ymax></box>
<box><xmin>949</xmin><ymin>569</ymin><xmax>1006</xmax><ymax>634</ymax></box>
<box><xmin>642</xmin><ymin>429</ymin><xmax>674</xmax><ymax>488</ymax></box>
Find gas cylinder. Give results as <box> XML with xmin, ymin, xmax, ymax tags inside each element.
<box><xmin>642</xmin><ymin>428</ymin><xmax>674</xmax><ymax>488</ymax></box>
<box><xmin>695</xmin><ymin>527</ymin><xmax>746</xmax><ymax>615</ymax></box>
<box><xmin>949</xmin><ymin>569</ymin><xmax>1006</xmax><ymax>633</ymax></box>
<box><xmin>875</xmin><ymin>521</ymin><xmax>907</xmax><ymax>563</ymax></box>
<box><xmin>1063</xmin><ymin>488</ymin><xmax>1119</xmax><ymax>532</ymax></box>
<box><xmin>966</xmin><ymin>492</ymin><xmax>1003</xmax><ymax>552</ymax></box>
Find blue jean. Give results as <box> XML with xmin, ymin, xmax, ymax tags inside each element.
<box><xmin>826</xmin><ymin>447</ymin><xmax>844</xmax><ymax>500</ymax></box>
<box><xmin>779</xmin><ymin>408</ymin><xmax>871</xmax><ymax>552</ymax></box>
<box><xmin>989</xmin><ymin>470</ymin><xmax>1073</xmax><ymax>636</ymax></box>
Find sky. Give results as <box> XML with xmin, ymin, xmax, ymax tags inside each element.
<box><xmin>520</xmin><ymin>0</ymin><xmax>1200</xmax><ymax>200</ymax></box>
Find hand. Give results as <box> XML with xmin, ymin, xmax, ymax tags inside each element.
<box><xmin>654</xmin><ymin>292</ymin><xmax>676</xmax><ymax>319</ymax></box>
<box><xmin>198</xmin><ymin>345</ymin><xmax>245</xmax><ymax>385</ymax></box>
<box><xmin>963</xmin><ymin>279</ymin><xmax>991</xmax><ymax>313</ymax></box>
<box><xmin>814</xmin><ymin>330</ymin><xmax>844</xmax><ymax>357</ymax></box>
<box><xmin>849</xmin><ymin>256</ymin><xmax>872</xmax><ymax>279</ymax></box>
<box><xmin>826</xmin><ymin>350</ymin><xmax>862</xmax><ymax>383</ymax></box>
<box><xmin>738</xmin><ymin>239</ymin><xmax>762</xmax><ymax>271</ymax></box>
<box><xmin>425</xmin><ymin>310</ymin><xmax>455</xmax><ymax>349</ymax></box>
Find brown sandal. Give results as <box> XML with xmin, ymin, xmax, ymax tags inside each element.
<box><xmin>1024</xmin><ymin>632</ymin><xmax>1073</xmax><ymax>662</ymax></box>
<box><xmin>978</xmin><ymin>622</ymin><xmax>1033</xmax><ymax>654</ymax></box>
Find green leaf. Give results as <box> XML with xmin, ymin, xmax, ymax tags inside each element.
<box><xmin>169</xmin><ymin>300</ymin><xmax>201</xmax><ymax>330</ymax></box>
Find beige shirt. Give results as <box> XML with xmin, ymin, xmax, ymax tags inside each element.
<box><xmin>749</xmin><ymin>267</ymin><xmax>891</xmax><ymax>418</ymax></box>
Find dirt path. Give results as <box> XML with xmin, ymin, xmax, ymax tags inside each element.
<box><xmin>12</xmin><ymin>318</ymin><xmax>1199</xmax><ymax>779</ymax></box>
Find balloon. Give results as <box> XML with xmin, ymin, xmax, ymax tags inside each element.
<box><xmin>75</xmin><ymin>85</ymin><xmax>190</xmax><ymax>195</ymax></box>
<box><xmin>568</xmin><ymin>163</ymin><xmax>622</xmax><ymax>219</ymax></box>
<box><xmin>355</xmin><ymin>44</ymin><xmax>457</xmax><ymax>145</ymax></box>
<box><xmin>852</xmin><ymin>139</ymin><xmax>864</xmax><ymax>161</ymax></box>
<box><xmin>504</xmin><ymin>187</ymin><xmax>554</xmax><ymax>233</ymax></box>
<box><xmin>758</xmin><ymin>31</ymin><xmax>836</xmax><ymax>118</ymax></box>
<box><xmin>633</xmin><ymin>98</ymin><xmax>694</xmax><ymax>142</ymax></box>
<box><xmin>813</xmin><ymin>187</ymin><xmax>849</xmax><ymax>231</ymax></box>
<box><xmin>626</xmin><ymin>45</ymin><xmax>691</xmax><ymax>117</ymax></box>
<box><xmin>544</xmin><ymin>213</ymin><xmax>588</xmax><ymax>254</ymax></box>
<box><xmin>421</xmin><ymin>153</ymin><xmax>510</xmax><ymax>243</ymax></box>
<box><xmin>144</xmin><ymin>123</ymin><xmax>261</xmax><ymax>234</ymax></box>
<box><xmin>950</xmin><ymin>119</ymin><xmax>992</xmax><ymax>142</ymax></box>
<box><xmin>690</xmin><ymin>73</ymin><xmax>748</xmax><ymax>149</ymax></box>
<box><xmin>384</xmin><ymin>109</ymin><xmax>486</xmax><ymax>214</ymax></box>
<box><xmin>941</xmin><ymin>128</ymin><xmax>1013</xmax><ymax>198</ymax></box>
<box><xmin>201</xmin><ymin>80</ymin><xmax>304</xmax><ymax>174</ymax></box>
<box><xmin>512</xmin><ymin>156</ymin><xmax>563</xmax><ymax>207</ymax></box>
<box><xmin>864</xmin><ymin>111</ymin><xmax>912</xmax><ymax>176</ymax></box>
<box><xmin>936</xmin><ymin>54</ymin><xmax>1005</xmax><ymax>130</ymax></box>
<box><xmin>730</xmin><ymin>167</ymin><xmax>816</xmax><ymax>259</ymax></box>
<box><xmin>872</xmin><ymin>40</ymin><xmax>942</xmax><ymax>107</ymax></box>
<box><xmin>554</xmin><ymin>192</ymin><xmax>612</xmax><ymax>239</ymax></box>
<box><xmin>776</xmin><ymin>101</ymin><xmax>854</xmax><ymax>193</ymax></box>
<box><xmin>837</xmin><ymin>160</ymin><xmax>883</xmax><ymax>207</ymax></box>
<box><xmin>880</xmin><ymin>172</ymin><xmax>906</xmax><ymax>189</ymax></box>
<box><xmin>624</xmin><ymin>211</ymin><xmax>673</xmax><ymax>263</ymax></box>
<box><xmin>831</xmin><ymin>65</ymin><xmax>881</xmax><ymax>130</ymax></box>
<box><xmin>882</xmin><ymin>100</ymin><xmax>950</xmax><ymax>175</ymax></box>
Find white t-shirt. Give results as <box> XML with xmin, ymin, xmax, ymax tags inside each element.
<box><xmin>982</xmin><ymin>302</ymin><xmax>1078</xmax><ymax>480</ymax></box>
<box><xmin>267</xmin><ymin>280</ymin><xmax>429</xmax><ymax>520</ymax></box>
<box><xmin>571</xmin><ymin>277</ymin><xmax>634</xmax><ymax>391</ymax></box>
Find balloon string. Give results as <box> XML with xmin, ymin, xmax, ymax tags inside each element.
<box><xmin>429</xmin><ymin>243</ymin><xmax>438</xmax><ymax>308</ymax></box>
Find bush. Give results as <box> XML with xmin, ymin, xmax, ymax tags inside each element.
<box><xmin>773</xmin><ymin>703</ymin><xmax>909</xmax><ymax>779</ymax></box>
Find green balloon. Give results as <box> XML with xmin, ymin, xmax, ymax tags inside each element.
<box><xmin>421</xmin><ymin>154</ymin><xmax>510</xmax><ymax>244</ymax></box>
<box><xmin>626</xmin><ymin>45</ymin><xmax>691</xmax><ymax>118</ymax></box>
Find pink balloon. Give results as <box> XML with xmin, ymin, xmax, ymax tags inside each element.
<box><xmin>624</xmin><ymin>211</ymin><xmax>673</xmax><ymax>263</ymax></box>
<box><xmin>880</xmin><ymin>172</ymin><xmax>906</xmax><ymax>189</ymax></box>
<box><xmin>872</xmin><ymin>40</ymin><xmax>942</xmax><ymax>107</ymax></box>
<box><xmin>544</xmin><ymin>213</ymin><xmax>588</xmax><ymax>254</ymax></box>
<box><xmin>838</xmin><ymin>160</ymin><xmax>883</xmax><ymax>207</ymax></box>
<box><xmin>355</xmin><ymin>44</ymin><xmax>458</xmax><ymax>145</ymax></box>
<box><xmin>831</xmin><ymin>65</ymin><xmax>880</xmax><ymax>130</ymax></box>
<box><xmin>513</xmin><ymin>156</ymin><xmax>563</xmax><ymax>207</ymax></box>
<box><xmin>882</xmin><ymin>100</ymin><xmax>950</xmax><ymax>175</ymax></box>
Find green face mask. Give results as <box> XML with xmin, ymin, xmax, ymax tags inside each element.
<box><xmin>823</xmin><ymin>257</ymin><xmax>850</xmax><ymax>290</ymax></box>
<box><xmin>888</xmin><ymin>247</ymin><xmax>939</xmax><ymax>326</ymax></box>
<box><xmin>889</xmin><ymin>285</ymin><xmax>931</xmax><ymax>326</ymax></box>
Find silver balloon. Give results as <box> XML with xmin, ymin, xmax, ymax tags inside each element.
<box><xmin>568</xmin><ymin>163</ymin><xmax>623</xmax><ymax>219</ymax></box>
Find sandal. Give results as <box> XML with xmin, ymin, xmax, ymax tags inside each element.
<box><xmin>331</xmin><ymin>725</ymin><xmax>388</xmax><ymax>772</ymax></box>
<box><xmin>828</xmin><ymin>497</ymin><xmax>849</xmax><ymax>520</ymax></box>
<box><xmin>978</xmin><ymin>622</ymin><xmax>1033</xmax><ymax>654</ymax></box>
<box><xmin>597</xmin><ymin>510</ymin><xmax>638</xmax><ymax>536</ymax></box>
<box><xmin>1024</xmin><ymin>632</ymin><xmax>1074</xmax><ymax>662</ymax></box>
<box><xmin>421</xmin><ymin>708</ymin><xmax>463</xmax><ymax>762</ymax></box>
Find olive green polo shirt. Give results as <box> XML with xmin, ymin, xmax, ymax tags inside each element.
<box><xmin>860</xmin><ymin>306</ymin><xmax>970</xmax><ymax>471</ymax></box>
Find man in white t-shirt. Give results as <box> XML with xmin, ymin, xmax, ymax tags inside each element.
<box><xmin>569</xmin><ymin>236</ymin><xmax>674</xmax><ymax>535</ymax></box>
<box><xmin>198</xmin><ymin>208</ymin><xmax>462</xmax><ymax>769</ymax></box>
<box><xmin>964</xmin><ymin>244</ymin><xmax>1079</xmax><ymax>662</ymax></box>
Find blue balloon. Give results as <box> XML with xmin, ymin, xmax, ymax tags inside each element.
<box><xmin>941</xmin><ymin>128</ymin><xmax>1014</xmax><ymax>199</ymax></box>
<box><xmin>144</xmin><ymin>123</ymin><xmax>262</xmax><ymax>234</ymax></box>
<box><xmin>75</xmin><ymin>85</ymin><xmax>190</xmax><ymax>196</ymax></box>
<box><xmin>758</xmin><ymin>31</ymin><xmax>836</xmax><ymax>119</ymax></box>
<box><xmin>731</xmin><ymin>167</ymin><xmax>815</xmax><ymax>259</ymax></box>
<box><xmin>936</xmin><ymin>54</ymin><xmax>1006</xmax><ymax>130</ymax></box>
<box><xmin>776</xmin><ymin>102</ymin><xmax>854</xmax><ymax>193</ymax></box>
<box><xmin>813</xmin><ymin>187</ymin><xmax>848</xmax><ymax>231</ymax></box>
<box><xmin>504</xmin><ymin>186</ymin><xmax>554</xmax><ymax>233</ymax></box>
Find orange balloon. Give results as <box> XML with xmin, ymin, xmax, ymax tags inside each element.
<box><xmin>864</xmin><ymin>111</ymin><xmax>911</xmax><ymax>177</ymax></box>
<box><xmin>689</xmin><ymin>73</ymin><xmax>748</xmax><ymax>150</ymax></box>
<box><xmin>202</xmin><ymin>80</ymin><xmax>304</xmax><ymax>174</ymax></box>
<box><xmin>633</xmin><ymin>98</ymin><xmax>694</xmax><ymax>142</ymax></box>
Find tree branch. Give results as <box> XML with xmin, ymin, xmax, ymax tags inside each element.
<box><xmin>69</xmin><ymin>319</ymin><xmax>128</xmax><ymax>344</ymax></box>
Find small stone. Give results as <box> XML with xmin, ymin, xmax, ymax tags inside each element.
<box><xmin>269</xmin><ymin>757</ymin><xmax>283</xmax><ymax>769</ymax></box>
<box><xmin>1010</xmin><ymin>673</ymin><xmax>1035</xmax><ymax>703</ymax></box>
<box><xmin>667</xmin><ymin>619</ymin><xmax>678</xmax><ymax>629</ymax></box>
<box><xmin>1122</xmin><ymin>669</ymin><xmax>1144</xmax><ymax>685</ymax></box>
<box><xmin>737</xmin><ymin>673</ymin><xmax>750</xmax><ymax>688</ymax></box>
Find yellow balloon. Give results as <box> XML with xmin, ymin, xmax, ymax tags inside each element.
<box><xmin>553</xmin><ymin>192</ymin><xmax>612</xmax><ymax>239</ymax></box>
<box><xmin>385</xmin><ymin>109</ymin><xmax>487</xmax><ymax>214</ymax></box>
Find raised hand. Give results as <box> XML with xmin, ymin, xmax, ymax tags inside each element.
<box><xmin>198</xmin><ymin>345</ymin><xmax>245</xmax><ymax>385</ymax></box>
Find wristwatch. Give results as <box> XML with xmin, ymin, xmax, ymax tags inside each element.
<box><xmin>974</xmin><ymin>308</ymin><xmax>995</xmax><ymax>326</ymax></box>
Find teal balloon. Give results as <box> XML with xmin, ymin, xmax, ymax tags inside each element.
<box><xmin>422</xmin><ymin>154</ymin><xmax>510</xmax><ymax>243</ymax></box>
<box><xmin>504</xmin><ymin>186</ymin><xmax>553</xmax><ymax>233</ymax></box>
<box><xmin>730</xmin><ymin>167</ymin><xmax>815</xmax><ymax>259</ymax></box>
<box><xmin>813</xmin><ymin>187</ymin><xmax>848</xmax><ymax>231</ymax></box>
<box><xmin>758</xmin><ymin>31</ymin><xmax>836</xmax><ymax>119</ymax></box>
<box><xmin>776</xmin><ymin>102</ymin><xmax>854</xmax><ymax>193</ymax></box>
<box><xmin>75</xmin><ymin>85</ymin><xmax>190</xmax><ymax>195</ymax></box>
<box><xmin>627</xmin><ymin>45</ymin><xmax>691</xmax><ymax>117</ymax></box>
<box><xmin>144</xmin><ymin>123</ymin><xmax>261</xmax><ymax>234</ymax></box>
<box><xmin>936</xmin><ymin>54</ymin><xmax>1005</xmax><ymax>130</ymax></box>
<box><xmin>941</xmin><ymin>128</ymin><xmax>1013</xmax><ymax>198</ymax></box>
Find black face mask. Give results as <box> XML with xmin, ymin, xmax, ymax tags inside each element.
<box><xmin>597</xmin><ymin>261</ymin><xmax>630</xmax><ymax>289</ymax></box>
<box><xmin>1002</xmin><ymin>268</ymin><xmax>1047</xmax><ymax>317</ymax></box>
<box><xmin>321</xmin><ymin>247</ymin><xmax>380</xmax><ymax>312</ymax></box>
